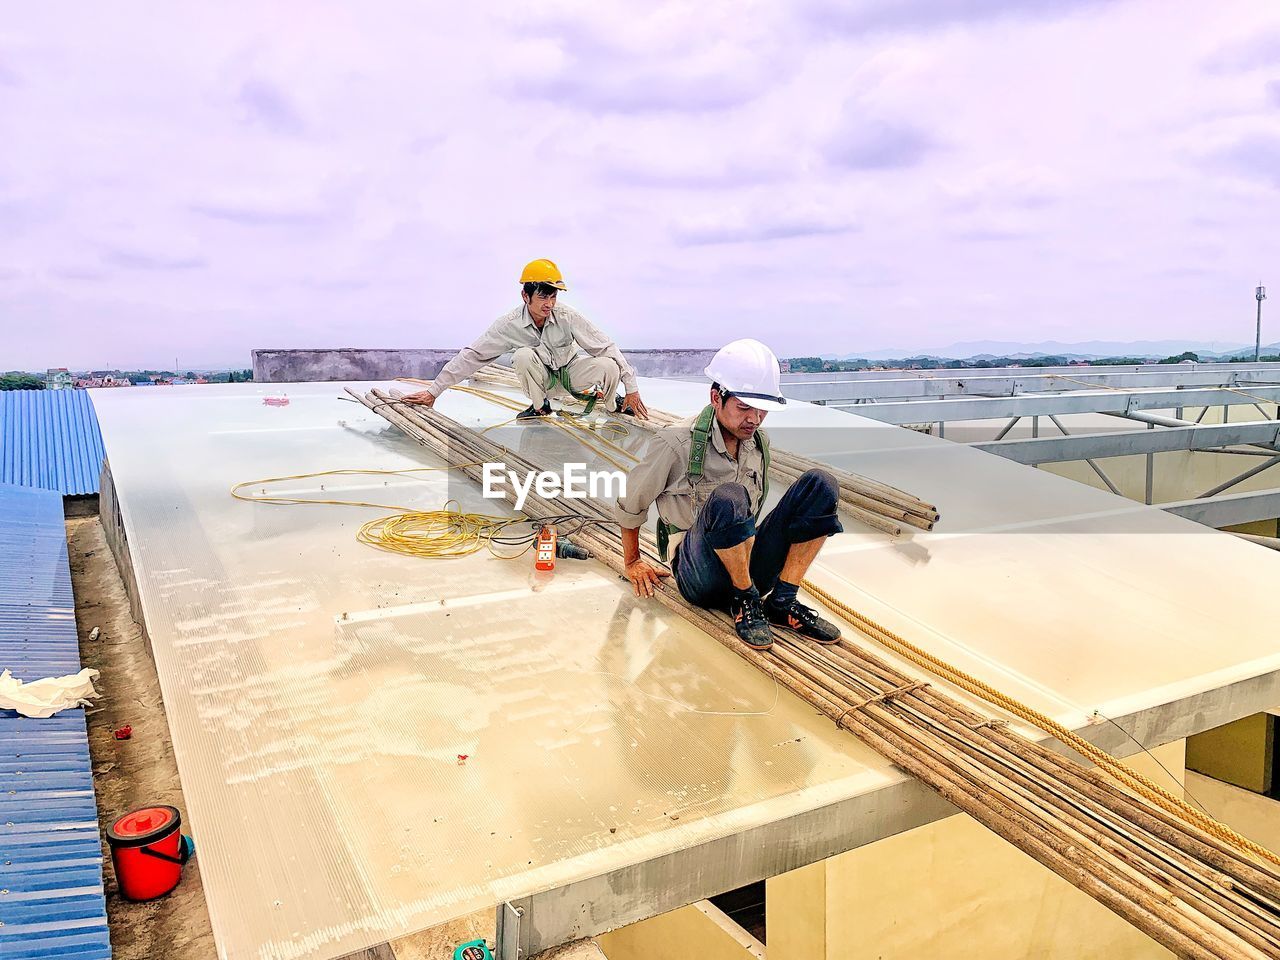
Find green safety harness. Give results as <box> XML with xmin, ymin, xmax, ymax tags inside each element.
<box><xmin>655</xmin><ymin>404</ymin><xmax>770</xmax><ymax>562</ymax></box>
<box><xmin>547</xmin><ymin>364</ymin><xmax>605</xmax><ymax>416</ymax></box>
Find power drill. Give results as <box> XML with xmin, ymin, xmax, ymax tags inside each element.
<box><xmin>535</xmin><ymin>525</ymin><xmax>592</xmax><ymax>572</ymax></box>
<box><xmin>557</xmin><ymin>538</ymin><xmax>591</xmax><ymax>561</ymax></box>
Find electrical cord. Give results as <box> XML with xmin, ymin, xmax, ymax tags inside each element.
<box><xmin>232</xmin><ymin>467</ymin><xmax>608</xmax><ymax>560</ymax></box>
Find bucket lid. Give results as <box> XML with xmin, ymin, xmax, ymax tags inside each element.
<box><xmin>107</xmin><ymin>805</ymin><xmax>181</xmax><ymax>847</ymax></box>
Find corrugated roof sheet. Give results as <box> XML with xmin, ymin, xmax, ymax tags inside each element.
<box><xmin>0</xmin><ymin>483</ymin><xmax>111</xmax><ymax>959</ymax></box>
<box><xmin>0</xmin><ymin>391</ymin><xmax>106</xmax><ymax>497</ymax></box>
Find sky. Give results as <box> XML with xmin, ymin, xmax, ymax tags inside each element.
<box><xmin>2</xmin><ymin>0</ymin><xmax>1279</xmax><ymax>368</ymax></box>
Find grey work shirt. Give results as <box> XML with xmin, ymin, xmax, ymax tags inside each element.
<box><xmin>429</xmin><ymin>303</ymin><xmax>639</xmax><ymax>397</ymax></box>
<box><xmin>615</xmin><ymin>413</ymin><xmax>767</xmax><ymax>531</ymax></box>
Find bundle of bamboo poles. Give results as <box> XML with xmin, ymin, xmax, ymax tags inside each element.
<box><xmin>457</xmin><ymin>364</ymin><xmax>939</xmax><ymax>535</ymax></box>
<box><xmin>352</xmin><ymin>384</ymin><xmax>1280</xmax><ymax>960</ymax></box>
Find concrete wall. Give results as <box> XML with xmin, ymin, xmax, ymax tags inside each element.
<box><xmin>251</xmin><ymin>348</ymin><xmax>717</xmax><ymax>383</ymax></box>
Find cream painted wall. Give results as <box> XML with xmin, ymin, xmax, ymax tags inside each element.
<box><xmin>767</xmin><ymin>742</ymin><xmax>1185</xmax><ymax>960</ymax></box>
<box><xmin>597</xmin><ymin>901</ymin><xmax>762</xmax><ymax>960</ymax></box>
<box><xmin>1185</xmin><ymin>771</ymin><xmax>1280</xmax><ymax>854</ymax></box>
<box><xmin>767</xmin><ymin>860</ymin><xmax>825</xmax><ymax>959</ymax></box>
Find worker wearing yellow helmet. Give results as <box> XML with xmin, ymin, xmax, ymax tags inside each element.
<box><xmin>614</xmin><ymin>339</ymin><xmax>843</xmax><ymax>649</ymax></box>
<box><xmin>402</xmin><ymin>259</ymin><xmax>649</xmax><ymax>420</ymax></box>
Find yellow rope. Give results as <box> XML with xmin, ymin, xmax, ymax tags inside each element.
<box><xmin>1045</xmin><ymin>374</ymin><xmax>1129</xmax><ymax>392</ymax></box>
<box><xmin>1215</xmin><ymin>385</ymin><xmax>1280</xmax><ymax>409</ymax></box>
<box><xmin>231</xmin><ymin>465</ymin><xmax>471</xmax><ymax>511</ymax></box>
<box><xmin>357</xmin><ymin>501</ymin><xmax>531</xmax><ymax>560</ymax></box>
<box><xmin>232</xmin><ymin>466</ymin><xmax>531</xmax><ymax>560</ymax></box>
<box><xmin>799</xmin><ymin>576</ymin><xmax>1280</xmax><ymax>869</ymax></box>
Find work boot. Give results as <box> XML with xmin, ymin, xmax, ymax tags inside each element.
<box><xmin>516</xmin><ymin>400</ymin><xmax>552</xmax><ymax>420</ymax></box>
<box><xmin>728</xmin><ymin>591</ymin><xmax>774</xmax><ymax>649</ymax></box>
<box><xmin>765</xmin><ymin>597</ymin><xmax>842</xmax><ymax>644</ymax></box>
<box><xmin>613</xmin><ymin>394</ymin><xmax>636</xmax><ymax>417</ymax></box>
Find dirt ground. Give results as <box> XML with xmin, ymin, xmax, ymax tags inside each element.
<box><xmin>69</xmin><ymin>516</ymin><xmax>218</xmax><ymax>960</ymax></box>
<box><xmin>67</xmin><ymin>516</ymin><xmax>495</xmax><ymax>960</ymax></box>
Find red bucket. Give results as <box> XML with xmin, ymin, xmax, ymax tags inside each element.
<box><xmin>106</xmin><ymin>805</ymin><xmax>188</xmax><ymax>901</ymax></box>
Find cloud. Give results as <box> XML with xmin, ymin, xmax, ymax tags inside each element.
<box><xmin>1158</xmin><ymin>265</ymin><xmax>1217</xmax><ymax>279</ymax></box>
<box><xmin>190</xmin><ymin>201</ymin><xmax>328</xmax><ymax>227</ymax></box>
<box><xmin>0</xmin><ymin>58</ymin><xmax>18</xmax><ymax>88</ymax></box>
<box><xmin>101</xmin><ymin>248</ymin><xmax>207</xmax><ymax>271</ymax></box>
<box><xmin>673</xmin><ymin>210</ymin><xmax>858</xmax><ymax>246</ymax></box>
<box><xmin>948</xmin><ymin>226</ymin><xmax>1030</xmax><ymax>242</ymax></box>
<box><xmin>826</xmin><ymin>117</ymin><xmax>938</xmax><ymax>169</ymax></box>
<box><xmin>5</xmin><ymin>0</ymin><xmax>1280</xmax><ymax>367</ymax></box>
<box><xmin>1209</xmin><ymin>131</ymin><xmax>1280</xmax><ymax>188</ymax></box>
<box><xmin>518</xmin><ymin>63</ymin><xmax>768</xmax><ymax>114</ymax></box>
<box><xmin>940</xmin><ymin>166</ymin><xmax>1064</xmax><ymax>213</ymax></box>
<box><xmin>801</xmin><ymin>0</ymin><xmax>1111</xmax><ymax>34</ymax></box>
<box><xmin>501</xmin><ymin>10</ymin><xmax>785</xmax><ymax>114</ymax></box>
<box><xmin>1202</xmin><ymin>28</ymin><xmax>1280</xmax><ymax>73</ymax></box>
<box><xmin>236</xmin><ymin>78</ymin><xmax>306</xmax><ymax>135</ymax></box>
<box><xmin>51</xmin><ymin>266</ymin><xmax>109</xmax><ymax>282</ymax></box>
<box><xmin>1269</xmin><ymin>80</ymin><xmax>1280</xmax><ymax>108</ymax></box>
<box><xmin>601</xmin><ymin>149</ymin><xmax>785</xmax><ymax>189</ymax></box>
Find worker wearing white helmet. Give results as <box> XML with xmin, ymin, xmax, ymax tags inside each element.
<box><xmin>403</xmin><ymin>259</ymin><xmax>649</xmax><ymax>420</ymax></box>
<box><xmin>615</xmin><ymin>339</ymin><xmax>843</xmax><ymax>649</ymax></box>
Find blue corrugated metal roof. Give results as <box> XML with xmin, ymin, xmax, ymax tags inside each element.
<box><xmin>0</xmin><ymin>483</ymin><xmax>111</xmax><ymax>959</ymax></box>
<box><xmin>0</xmin><ymin>392</ymin><xmax>106</xmax><ymax>497</ymax></box>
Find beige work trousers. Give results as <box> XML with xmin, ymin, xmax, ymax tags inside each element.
<box><xmin>512</xmin><ymin>347</ymin><xmax>622</xmax><ymax>407</ymax></box>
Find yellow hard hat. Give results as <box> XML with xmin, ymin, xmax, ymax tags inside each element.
<box><xmin>519</xmin><ymin>258</ymin><xmax>568</xmax><ymax>290</ymax></box>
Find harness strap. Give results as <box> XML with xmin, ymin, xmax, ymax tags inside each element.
<box><xmin>656</xmin><ymin>405</ymin><xmax>769</xmax><ymax>562</ymax></box>
<box><xmin>548</xmin><ymin>365</ymin><xmax>603</xmax><ymax>415</ymax></box>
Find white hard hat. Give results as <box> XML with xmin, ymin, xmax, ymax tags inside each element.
<box><xmin>705</xmin><ymin>339</ymin><xmax>786</xmax><ymax>411</ymax></box>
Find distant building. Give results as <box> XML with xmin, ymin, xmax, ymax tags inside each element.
<box><xmin>75</xmin><ymin>375</ymin><xmax>133</xmax><ymax>389</ymax></box>
<box><xmin>45</xmin><ymin>368</ymin><xmax>74</xmax><ymax>390</ymax></box>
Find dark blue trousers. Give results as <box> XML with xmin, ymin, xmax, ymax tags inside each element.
<box><xmin>672</xmin><ymin>469</ymin><xmax>843</xmax><ymax>608</ymax></box>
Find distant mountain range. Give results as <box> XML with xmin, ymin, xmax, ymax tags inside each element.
<box><xmin>829</xmin><ymin>340</ymin><xmax>1280</xmax><ymax>362</ymax></box>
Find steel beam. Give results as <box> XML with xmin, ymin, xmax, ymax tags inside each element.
<box><xmin>1234</xmin><ymin>532</ymin><xmax>1280</xmax><ymax>551</ymax></box>
<box><xmin>781</xmin><ymin>361</ymin><xmax>1280</xmax><ymax>385</ymax></box>
<box><xmin>841</xmin><ymin>385</ymin><xmax>1280</xmax><ymax>424</ymax></box>
<box><xmin>1103</xmin><ymin>410</ymin><xmax>1197</xmax><ymax>428</ymax></box>
<box><xmin>972</xmin><ymin>421</ymin><xmax>1280</xmax><ymax>464</ymax></box>
<box><xmin>1162</xmin><ymin>489</ymin><xmax>1280</xmax><ymax>527</ymax></box>
<box><xmin>781</xmin><ymin>366</ymin><xmax>1280</xmax><ymax>402</ymax></box>
<box><xmin>1046</xmin><ymin>415</ymin><xmax>1125</xmax><ymax>496</ymax></box>
<box><xmin>992</xmin><ymin>416</ymin><xmax>1021</xmax><ymax>441</ymax></box>
<box><xmin>1198</xmin><ymin>456</ymin><xmax>1280</xmax><ymax>498</ymax></box>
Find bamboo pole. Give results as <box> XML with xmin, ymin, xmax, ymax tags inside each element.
<box><xmin>417</xmin><ymin>367</ymin><xmax>941</xmax><ymax>529</ymax></box>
